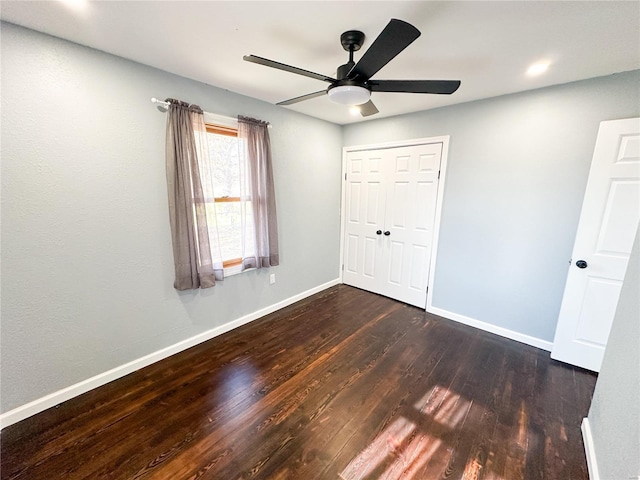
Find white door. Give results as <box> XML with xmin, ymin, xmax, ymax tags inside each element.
<box><xmin>342</xmin><ymin>149</ymin><xmax>387</xmax><ymax>295</ymax></box>
<box><xmin>551</xmin><ymin>118</ymin><xmax>640</xmax><ymax>372</ymax></box>
<box><xmin>342</xmin><ymin>143</ymin><xmax>443</xmax><ymax>308</ymax></box>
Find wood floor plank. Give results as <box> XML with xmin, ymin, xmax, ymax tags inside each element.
<box><xmin>1</xmin><ymin>285</ymin><xmax>597</xmax><ymax>480</ymax></box>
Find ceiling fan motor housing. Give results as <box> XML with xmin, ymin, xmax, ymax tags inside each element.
<box><xmin>337</xmin><ymin>62</ymin><xmax>355</xmax><ymax>80</ymax></box>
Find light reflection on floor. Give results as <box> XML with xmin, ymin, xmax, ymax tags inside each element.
<box><xmin>340</xmin><ymin>385</ymin><xmax>474</xmax><ymax>480</ymax></box>
<box><xmin>212</xmin><ymin>360</ymin><xmax>258</xmax><ymax>436</ymax></box>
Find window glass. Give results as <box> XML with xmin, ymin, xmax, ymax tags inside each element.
<box><xmin>205</xmin><ymin>125</ymin><xmax>243</xmax><ymax>268</ymax></box>
<box><xmin>207</xmin><ymin>133</ymin><xmax>240</xmax><ymax>198</ymax></box>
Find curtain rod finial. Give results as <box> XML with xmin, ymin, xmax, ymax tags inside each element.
<box><xmin>152</xmin><ymin>97</ymin><xmax>170</xmax><ymax>111</ymax></box>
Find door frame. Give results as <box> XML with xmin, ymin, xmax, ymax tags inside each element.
<box><xmin>339</xmin><ymin>136</ymin><xmax>451</xmax><ymax>311</ymax></box>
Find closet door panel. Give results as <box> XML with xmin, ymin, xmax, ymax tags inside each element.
<box><xmin>379</xmin><ymin>144</ymin><xmax>442</xmax><ymax>307</ymax></box>
<box><xmin>342</xmin><ymin>150</ymin><xmax>387</xmax><ymax>294</ymax></box>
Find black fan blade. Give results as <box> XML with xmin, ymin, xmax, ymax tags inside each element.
<box><xmin>348</xmin><ymin>19</ymin><xmax>420</xmax><ymax>81</ymax></box>
<box><xmin>244</xmin><ymin>55</ymin><xmax>336</xmax><ymax>83</ymax></box>
<box><xmin>359</xmin><ymin>100</ymin><xmax>379</xmax><ymax>117</ymax></box>
<box><xmin>277</xmin><ymin>90</ymin><xmax>327</xmax><ymax>106</ymax></box>
<box><xmin>370</xmin><ymin>80</ymin><xmax>461</xmax><ymax>94</ymax></box>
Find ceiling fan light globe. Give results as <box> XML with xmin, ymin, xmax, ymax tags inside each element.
<box><xmin>327</xmin><ymin>85</ymin><xmax>370</xmax><ymax>105</ymax></box>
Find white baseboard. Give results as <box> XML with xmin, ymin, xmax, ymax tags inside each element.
<box><xmin>426</xmin><ymin>305</ymin><xmax>554</xmax><ymax>352</ymax></box>
<box><xmin>0</xmin><ymin>278</ymin><xmax>340</xmax><ymax>430</ymax></box>
<box><xmin>582</xmin><ymin>418</ymin><xmax>600</xmax><ymax>480</ymax></box>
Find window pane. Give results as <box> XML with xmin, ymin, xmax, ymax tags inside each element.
<box><xmin>212</xmin><ymin>201</ymin><xmax>242</xmax><ymax>261</ymax></box>
<box><xmin>207</xmin><ymin>134</ymin><xmax>240</xmax><ymax>198</ymax></box>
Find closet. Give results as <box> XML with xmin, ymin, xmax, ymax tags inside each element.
<box><xmin>342</xmin><ymin>141</ymin><xmax>444</xmax><ymax>308</ymax></box>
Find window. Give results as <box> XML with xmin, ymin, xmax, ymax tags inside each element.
<box><xmin>165</xmin><ymin>104</ymin><xmax>275</xmax><ymax>290</ymax></box>
<box><xmin>204</xmin><ymin>123</ymin><xmax>244</xmax><ymax>273</ymax></box>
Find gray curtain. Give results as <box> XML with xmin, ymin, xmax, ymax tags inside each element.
<box><xmin>165</xmin><ymin>99</ymin><xmax>223</xmax><ymax>290</ymax></box>
<box><xmin>238</xmin><ymin>116</ymin><xmax>279</xmax><ymax>269</ymax></box>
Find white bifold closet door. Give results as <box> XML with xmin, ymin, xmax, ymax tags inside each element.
<box><xmin>342</xmin><ymin>143</ymin><xmax>442</xmax><ymax>308</ymax></box>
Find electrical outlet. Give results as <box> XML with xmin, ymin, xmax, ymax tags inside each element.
<box><xmin>269</xmin><ymin>273</ymin><xmax>276</xmax><ymax>285</ymax></box>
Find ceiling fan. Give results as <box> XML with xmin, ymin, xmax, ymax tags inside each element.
<box><xmin>244</xmin><ymin>19</ymin><xmax>461</xmax><ymax>117</ymax></box>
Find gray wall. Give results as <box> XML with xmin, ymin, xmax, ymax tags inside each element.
<box><xmin>343</xmin><ymin>70</ymin><xmax>640</xmax><ymax>343</ymax></box>
<box><xmin>2</xmin><ymin>20</ymin><xmax>640</xmax><ymax>419</ymax></box>
<box><xmin>587</xmin><ymin>224</ymin><xmax>640</xmax><ymax>479</ymax></box>
<box><xmin>0</xmin><ymin>23</ymin><xmax>343</xmax><ymax>413</ymax></box>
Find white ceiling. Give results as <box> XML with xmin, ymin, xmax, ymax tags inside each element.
<box><xmin>1</xmin><ymin>1</ymin><xmax>639</xmax><ymax>125</ymax></box>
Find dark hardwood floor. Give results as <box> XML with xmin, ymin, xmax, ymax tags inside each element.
<box><xmin>1</xmin><ymin>285</ymin><xmax>597</xmax><ymax>480</ymax></box>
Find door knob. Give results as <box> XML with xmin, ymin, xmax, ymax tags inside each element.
<box><xmin>384</xmin><ymin>231</ymin><xmax>391</xmax><ymax>236</ymax></box>
<box><xmin>376</xmin><ymin>230</ymin><xmax>382</xmax><ymax>235</ymax></box>
<box><xmin>576</xmin><ymin>260</ymin><xmax>588</xmax><ymax>269</ymax></box>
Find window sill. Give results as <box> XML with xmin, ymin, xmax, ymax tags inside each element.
<box><xmin>224</xmin><ymin>263</ymin><xmax>254</xmax><ymax>277</ymax></box>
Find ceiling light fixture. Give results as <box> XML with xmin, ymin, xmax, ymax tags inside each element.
<box><xmin>327</xmin><ymin>85</ymin><xmax>370</xmax><ymax>105</ymax></box>
<box><xmin>527</xmin><ymin>61</ymin><xmax>550</xmax><ymax>76</ymax></box>
<box><xmin>349</xmin><ymin>106</ymin><xmax>361</xmax><ymax>116</ymax></box>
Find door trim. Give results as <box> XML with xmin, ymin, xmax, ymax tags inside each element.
<box><xmin>339</xmin><ymin>136</ymin><xmax>450</xmax><ymax>311</ymax></box>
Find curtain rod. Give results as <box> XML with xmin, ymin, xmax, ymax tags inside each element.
<box><xmin>151</xmin><ymin>98</ymin><xmax>271</xmax><ymax>128</ymax></box>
